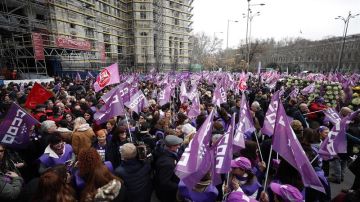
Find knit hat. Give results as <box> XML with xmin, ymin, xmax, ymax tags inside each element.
<box><xmin>226</xmin><ymin>190</ymin><xmax>257</xmax><ymax>202</ymax></box>
<box><xmin>270</xmin><ymin>182</ymin><xmax>303</xmax><ymax>202</ymax></box>
<box><xmin>231</xmin><ymin>157</ymin><xmax>252</xmax><ymax>170</ymax></box>
<box><xmin>164</xmin><ymin>135</ymin><xmax>183</xmax><ymax>146</ymax></box>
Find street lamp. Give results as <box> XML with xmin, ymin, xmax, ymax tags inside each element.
<box><xmin>247</xmin><ymin>11</ymin><xmax>261</xmax><ymax>69</ymax></box>
<box><xmin>245</xmin><ymin>0</ymin><xmax>265</xmax><ymax>66</ymax></box>
<box><xmin>335</xmin><ymin>11</ymin><xmax>359</xmax><ymax>72</ymax></box>
<box><xmin>227</xmin><ymin>19</ymin><xmax>238</xmax><ymax>49</ymax></box>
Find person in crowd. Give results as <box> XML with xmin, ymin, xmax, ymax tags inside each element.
<box><xmin>0</xmin><ymin>144</ymin><xmax>25</xmax><ymax>176</ymax></box>
<box><xmin>63</xmin><ymin>112</ymin><xmax>75</xmax><ymax>131</ymax></box>
<box><xmin>71</xmin><ymin>117</ymin><xmax>95</xmax><ymax>156</ymax></box>
<box><xmin>108</xmin><ymin>126</ymin><xmax>130</xmax><ymax>168</ymax></box>
<box><xmin>77</xmin><ymin>148</ymin><xmax>125</xmax><ymax>202</ymax></box>
<box><xmin>38</xmin><ymin>134</ymin><xmax>75</xmax><ymax>173</ymax></box>
<box><xmin>106</xmin><ymin>118</ymin><xmax>117</xmax><ymax>140</ymax></box>
<box><xmin>251</xmin><ymin>101</ymin><xmax>265</xmax><ymax>127</ymax></box>
<box><xmin>177</xmin><ymin>172</ymin><xmax>218</xmax><ymax>202</ymax></box>
<box><xmin>154</xmin><ymin>135</ymin><xmax>183</xmax><ymax>202</ymax></box>
<box><xmin>115</xmin><ymin>143</ymin><xmax>153</xmax><ymax>202</ymax></box>
<box><xmin>269</xmin><ymin>182</ymin><xmax>303</xmax><ymax>202</ymax></box>
<box><xmin>308</xmin><ymin>97</ymin><xmax>328</xmax><ymax>129</ymax></box>
<box><xmin>92</xmin><ymin>129</ymin><xmax>111</xmax><ymax>162</ymax></box>
<box><xmin>31</xmin><ymin>165</ymin><xmax>76</xmax><ymax>202</ymax></box>
<box><xmin>83</xmin><ymin>109</ymin><xmax>94</xmax><ymax>126</ymax></box>
<box><xmin>226</xmin><ymin>156</ymin><xmax>262</xmax><ymax>199</ymax></box>
<box><xmin>0</xmin><ymin>165</ymin><xmax>23</xmax><ymax>201</ymax></box>
<box><xmin>33</xmin><ymin>104</ymin><xmax>47</xmax><ymax>121</ymax></box>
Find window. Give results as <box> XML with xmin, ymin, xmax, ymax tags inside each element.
<box><xmin>70</xmin><ymin>23</ymin><xmax>76</xmax><ymax>28</ymax></box>
<box><xmin>140</xmin><ymin>5</ymin><xmax>146</xmax><ymax>10</ymax></box>
<box><xmin>140</xmin><ymin>12</ymin><xmax>146</xmax><ymax>19</ymax></box>
<box><xmin>140</xmin><ymin>32</ymin><xmax>148</xmax><ymax>36</ymax></box>
<box><xmin>36</xmin><ymin>14</ymin><xmax>45</xmax><ymax>20</ymax></box>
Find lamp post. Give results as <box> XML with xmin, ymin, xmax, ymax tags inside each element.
<box><xmin>245</xmin><ymin>0</ymin><xmax>265</xmax><ymax>66</ymax></box>
<box><xmin>335</xmin><ymin>11</ymin><xmax>359</xmax><ymax>72</ymax></box>
<box><xmin>246</xmin><ymin>11</ymin><xmax>260</xmax><ymax>69</ymax></box>
<box><xmin>227</xmin><ymin>19</ymin><xmax>238</xmax><ymax>49</ymax></box>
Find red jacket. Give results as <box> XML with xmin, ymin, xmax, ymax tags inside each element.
<box><xmin>308</xmin><ymin>102</ymin><xmax>328</xmax><ymax>121</ymax></box>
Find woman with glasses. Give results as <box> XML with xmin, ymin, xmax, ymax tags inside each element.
<box><xmin>38</xmin><ymin>134</ymin><xmax>75</xmax><ymax>174</ymax></box>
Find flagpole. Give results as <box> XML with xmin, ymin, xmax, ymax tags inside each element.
<box><xmin>303</xmin><ymin>109</ymin><xmax>328</xmax><ymax>115</ymax></box>
<box><xmin>310</xmin><ymin>154</ymin><xmax>319</xmax><ymax>164</ymax></box>
<box><xmin>263</xmin><ymin>145</ymin><xmax>273</xmax><ymax>191</ymax></box>
<box><xmin>124</xmin><ymin>113</ymin><xmax>133</xmax><ymax>142</ymax></box>
<box><xmin>254</xmin><ymin>131</ymin><xmax>264</xmax><ymax>162</ymax></box>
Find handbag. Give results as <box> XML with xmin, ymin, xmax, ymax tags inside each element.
<box><xmin>348</xmin><ymin>156</ymin><xmax>360</xmax><ymax>176</ymax></box>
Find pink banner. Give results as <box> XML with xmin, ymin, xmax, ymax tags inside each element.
<box><xmin>55</xmin><ymin>36</ymin><xmax>91</xmax><ymax>51</ymax></box>
<box><xmin>32</xmin><ymin>33</ymin><xmax>45</xmax><ymax>61</ymax></box>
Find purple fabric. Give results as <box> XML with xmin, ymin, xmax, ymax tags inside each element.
<box><xmin>230</xmin><ymin>157</ymin><xmax>251</xmax><ymax>170</ymax></box>
<box><xmin>158</xmin><ymin>84</ymin><xmax>172</xmax><ymax>106</ymax></box>
<box><xmin>261</xmin><ymin>91</ymin><xmax>280</xmax><ymax>137</ymax></box>
<box><xmin>178</xmin><ymin>180</ymin><xmax>218</xmax><ymax>202</ymax></box>
<box><xmin>0</xmin><ymin>103</ymin><xmax>39</xmax><ymax>149</ymax></box>
<box><xmin>270</xmin><ymin>182</ymin><xmax>303</xmax><ymax>202</ymax></box>
<box><xmin>272</xmin><ymin>97</ymin><xmax>325</xmax><ymax>193</ymax></box>
<box><xmin>94</xmin><ymin>88</ymin><xmax>125</xmax><ymax>124</ymax></box>
<box><xmin>212</xmin><ymin>86</ymin><xmax>227</xmax><ymax>107</ymax></box>
<box><xmin>175</xmin><ymin>110</ymin><xmax>215</xmax><ymax>189</ymax></box>
<box><xmin>226</xmin><ymin>191</ymin><xmax>258</xmax><ymax>202</ymax></box>
<box><xmin>214</xmin><ymin>113</ymin><xmax>235</xmax><ymax>174</ymax></box>
<box><xmin>319</xmin><ymin>109</ymin><xmax>360</xmax><ymax>160</ymax></box>
<box><xmin>300</xmin><ymin>83</ymin><xmax>315</xmax><ymax>95</ymax></box>
<box><xmin>289</xmin><ymin>87</ymin><xmax>299</xmax><ymax>99</ymax></box>
<box><xmin>101</xmin><ymin>82</ymin><xmax>131</xmax><ymax>103</ymax></box>
<box><xmin>124</xmin><ymin>90</ymin><xmax>149</xmax><ymax>114</ymax></box>
<box><xmin>323</xmin><ymin>108</ymin><xmax>341</xmax><ymax>124</ymax></box>
<box><xmin>188</xmin><ymin>94</ymin><xmax>201</xmax><ymax>119</ymax></box>
<box><xmin>39</xmin><ymin>144</ymin><xmax>73</xmax><ymax>168</ymax></box>
<box><xmin>180</xmin><ymin>81</ymin><xmax>188</xmax><ymax>104</ymax></box>
<box><xmin>234</xmin><ymin>93</ymin><xmax>255</xmax><ymax>149</ymax></box>
<box><xmin>93</xmin><ymin>63</ymin><xmax>121</xmax><ymax>92</ymax></box>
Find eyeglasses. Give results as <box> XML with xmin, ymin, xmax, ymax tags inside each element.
<box><xmin>0</xmin><ymin>150</ymin><xmax>4</xmax><ymax>152</ymax></box>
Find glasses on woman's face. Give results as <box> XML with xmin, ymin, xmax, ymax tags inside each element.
<box><xmin>0</xmin><ymin>149</ymin><xmax>5</xmax><ymax>153</ymax></box>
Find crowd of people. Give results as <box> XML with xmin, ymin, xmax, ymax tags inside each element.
<box><xmin>0</xmin><ymin>72</ymin><xmax>359</xmax><ymax>202</ymax></box>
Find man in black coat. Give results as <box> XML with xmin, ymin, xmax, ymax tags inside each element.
<box><xmin>115</xmin><ymin>143</ymin><xmax>153</xmax><ymax>202</ymax></box>
<box><xmin>154</xmin><ymin>135</ymin><xmax>183</xmax><ymax>202</ymax></box>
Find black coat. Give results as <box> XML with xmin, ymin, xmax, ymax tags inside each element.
<box><xmin>115</xmin><ymin>159</ymin><xmax>153</xmax><ymax>202</ymax></box>
<box><xmin>154</xmin><ymin>150</ymin><xmax>179</xmax><ymax>202</ymax></box>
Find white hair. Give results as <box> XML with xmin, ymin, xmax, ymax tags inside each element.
<box><xmin>41</xmin><ymin>120</ymin><xmax>56</xmax><ymax>133</ymax></box>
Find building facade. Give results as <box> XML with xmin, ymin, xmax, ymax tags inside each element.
<box><xmin>0</xmin><ymin>0</ymin><xmax>193</xmax><ymax>77</ymax></box>
<box><xmin>257</xmin><ymin>34</ymin><xmax>360</xmax><ymax>73</ymax></box>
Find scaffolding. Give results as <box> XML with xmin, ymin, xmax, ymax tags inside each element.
<box><xmin>153</xmin><ymin>0</ymin><xmax>165</xmax><ymax>72</ymax></box>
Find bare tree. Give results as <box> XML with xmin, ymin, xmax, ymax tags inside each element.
<box><xmin>190</xmin><ymin>32</ymin><xmax>223</xmax><ymax>69</ymax></box>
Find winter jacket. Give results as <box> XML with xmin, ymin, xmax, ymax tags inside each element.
<box><xmin>83</xmin><ymin>179</ymin><xmax>125</xmax><ymax>202</ymax></box>
<box><xmin>0</xmin><ymin>172</ymin><xmax>23</xmax><ymax>201</ymax></box>
<box><xmin>71</xmin><ymin>124</ymin><xmax>95</xmax><ymax>155</ymax></box>
<box><xmin>154</xmin><ymin>149</ymin><xmax>180</xmax><ymax>202</ymax></box>
<box><xmin>115</xmin><ymin>159</ymin><xmax>153</xmax><ymax>202</ymax></box>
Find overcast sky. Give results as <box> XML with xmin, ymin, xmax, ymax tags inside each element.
<box><xmin>192</xmin><ymin>0</ymin><xmax>360</xmax><ymax>49</ymax></box>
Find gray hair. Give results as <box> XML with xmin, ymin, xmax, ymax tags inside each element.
<box><xmin>41</xmin><ymin>120</ymin><xmax>56</xmax><ymax>133</ymax></box>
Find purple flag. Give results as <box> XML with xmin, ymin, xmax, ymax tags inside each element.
<box><xmin>0</xmin><ymin>103</ymin><xmax>39</xmax><ymax>149</ymax></box>
<box><xmin>261</xmin><ymin>91</ymin><xmax>280</xmax><ymax>137</ymax></box>
<box><xmin>75</xmin><ymin>72</ymin><xmax>82</xmax><ymax>81</ymax></box>
<box><xmin>212</xmin><ymin>86</ymin><xmax>227</xmax><ymax>107</ymax></box>
<box><xmin>124</xmin><ymin>90</ymin><xmax>149</xmax><ymax>114</ymax></box>
<box><xmin>234</xmin><ymin>93</ymin><xmax>255</xmax><ymax>149</ymax></box>
<box><xmin>175</xmin><ymin>110</ymin><xmax>214</xmax><ymax>188</ymax></box>
<box><xmin>301</xmin><ymin>83</ymin><xmax>315</xmax><ymax>95</ymax></box>
<box><xmin>93</xmin><ymin>63</ymin><xmax>121</xmax><ymax>92</ymax></box>
<box><xmin>158</xmin><ymin>85</ymin><xmax>172</xmax><ymax>106</ymax></box>
<box><xmin>187</xmin><ymin>94</ymin><xmax>201</xmax><ymax>119</ymax></box>
<box><xmin>319</xmin><ymin>110</ymin><xmax>360</xmax><ymax>160</ymax></box>
<box><xmin>187</xmin><ymin>84</ymin><xmax>198</xmax><ymax>101</ymax></box>
<box><xmin>272</xmin><ymin>97</ymin><xmax>325</xmax><ymax>193</ymax></box>
<box><xmin>289</xmin><ymin>87</ymin><xmax>299</xmax><ymax>99</ymax></box>
<box><xmin>323</xmin><ymin>108</ymin><xmax>341</xmax><ymax>124</ymax></box>
<box><xmin>87</xmin><ymin>71</ymin><xmax>95</xmax><ymax>79</ymax></box>
<box><xmin>94</xmin><ymin>89</ymin><xmax>125</xmax><ymax>124</ymax></box>
<box><xmin>101</xmin><ymin>82</ymin><xmax>131</xmax><ymax>103</ymax></box>
<box><xmin>215</xmin><ymin>113</ymin><xmax>235</xmax><ymax>174</ymax></box>
<box><xmin>179</xmin><ymin>81</ymin><xmax>188</xmax><ymax>104</ymax></box>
